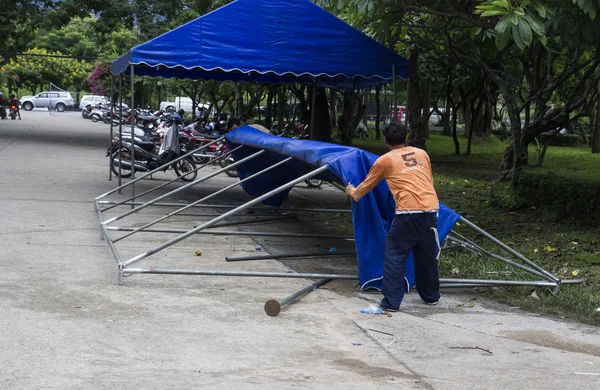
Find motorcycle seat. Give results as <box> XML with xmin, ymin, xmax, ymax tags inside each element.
<box><xmin>193</xmin><ymin>131</ymin><xmax>221</xmax><ymax>139</ymax></box>
<box><xmin>134</xmin><ymin>139</ymin><xmax>156</xmax><ymax>152</ymax></box>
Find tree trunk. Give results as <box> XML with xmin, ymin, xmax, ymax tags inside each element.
<box><xmin>329</xmin><ymin>88</ymin><xmax>336</xmax><ymax>132</ymax></box>
<box><xmin>276</xmin><ymin>85</ymin><xmax>286</xmax><ymax>130</ymax></box>
<box><xmin>265</xmin><ymin>85</ymin><xmax>276</xmax><ymax>129</ymax></box>
<box><xmin>423</xmin><ymin>79</ymin><xmax>431</xmax><ymax>139</ymax></box>
<box><xmin>407</xmin><ymin>50</ymin><xmax>426</xmax><ymax>149</ymax></box>
<box><xmin>351</xmin><ymin>90</ymin><xmax>367</xmax><ymax>131</ymax></box>
<box><xmin>592</xmin><ymin>100</ymin><xmax>600</xmax><ymax>153</ymax></box>
<box><xmin>466</xmin><ymin>98</ymin><xmax>483</xmax><ymax>155</ymax></box>
<box><xmin>340</xmin><ymin>91</ymin><xmax>354</xmax><ymax>145</ymax></box>
<box><xmin>452</xmin><ymin>102</ymin><xmax>460</xmax><ymax>155</ymax></box>
<box><xmin>375</xmin><ymin>86</ymin><xmax>381</xmax><ymax>140</ymax></box>
<box><xmin>313</xmin><ymin>86</ymin><xmax>331</xmax><ymax>142</ymax></box>
<box><xmin>441</xmin><ymin>98</ymin><xmax>452</xmax><ymax>136</ymax></box>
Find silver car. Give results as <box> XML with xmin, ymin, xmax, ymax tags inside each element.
<box><xmin>20</xmin><ymin>92</ymin><xmax>75</xmax><ymax>112</ymax></box>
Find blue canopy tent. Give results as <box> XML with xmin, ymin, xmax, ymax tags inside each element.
<box><xmin>111</xmin><ymin>0</ymin><xmax>410</xmax><ymax>89</ymax></box>
<box><xmin>226</xmin><ymin>127</ymin><xmax>461</xmax><ymax>290</ymax></box>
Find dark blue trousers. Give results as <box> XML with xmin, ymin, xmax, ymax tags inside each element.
<box><xmin>380</xmin><ymin>213</ymin><xmax>440</xmax><ymax>310</ymax></box>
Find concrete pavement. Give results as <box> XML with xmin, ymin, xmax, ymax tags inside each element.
<box><xmin>0</xmin><ymin>111</ymin><xmax>598</xmax><ymax>389</ymax></box>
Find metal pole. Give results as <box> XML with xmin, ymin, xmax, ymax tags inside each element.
<box><xmin>122</xmin><ymin>165</ymin><xmax>330</xmax><ymax>267</ymax></box>
<box><xmin>112</xmin><ymin>155</ymin><xmax>294</xmax><ymax>242</ymax></box>
<box><xmin>392</xmin><ymin>64</ymin><xmax>396</xmax><ymax>122</ymax></box>
<box><xmin>447</xmin><ymin>234</ymin><xmax>547</xmax><ymax>279</ymax></box>
<box><xmin>265</xmin><ymin>279</ymin><xmax>331</xmax><ymax>316</ymax></box>
<box><xmin>439</xmin><ymin>278</ymin><xmax>557</xmax><ymax>287</ymax></box>
<box><xmin>123</xmin><ymin>268</ymin><xmax>355</xmax><ymax>280</ymax></box>
<box><xmin>208</xmin><ymin>216</ymin><xmax>290</xmax><ymax>229</ymax></box>
<box><xmin>96</xmin><ymin>137</ymin><xmax>227</xmax><ymax>201</ymax></box>
<box><xmin>102</xmin><ymin>149</ymin><xmax>266</xmax><ymax>226</ymax></box>
<box><xmin>118</xmin><ymin>75</ymin><xmax>123</xmax><ymax>192</ymax></box>
<box><xmin>226</xmin><ymin>251</ymin><xmax>355</xmax><ymax>262</ymax></box>
<box><xmin>98</xmin><ymin>201</ymin><xmax>351</xmax><ymax>214</ymax></box>
<box><xmin>130</xmin><ymin>64</ymin><xmax>136</xmax><ymax>207</ymax></box>
<box><xmin>310</xmin><ymin>78</ymin><xmax>317</xmax><ymax>140</ymax></box>
<box><xmin>459</xmin><ymin>217</ymin><xmax>559</xmax><ymax>282</ymax></box>
<box><xmin>106</xmin><ymin>226</ymin><xmax>353</xmax><ymax>240</ymax></box>
<box><xmin>109</xmin><ymin>75</ymin><xmax>114</xmax><ymax>181</ymax></box>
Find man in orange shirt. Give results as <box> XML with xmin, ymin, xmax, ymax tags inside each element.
<box><xmin>346</xmin><ymin>122</ymin><xmax>440</xmax><ymax>311</ymax></box>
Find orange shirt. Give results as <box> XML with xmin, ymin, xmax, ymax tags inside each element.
<box><xmin>350</xmin><ymin>146</ymin><xmax>439</xmax><ymax>211</ymax></box>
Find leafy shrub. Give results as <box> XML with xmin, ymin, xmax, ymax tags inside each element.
<box><xmin>512</xmin><ymin>170</ymin><xmax>600</xmax><ymax>223</ymax></box>
<box><xmin>538</xmin><ymin>132</ymin><xmax>580</xmax><ymax>147</ymax></box>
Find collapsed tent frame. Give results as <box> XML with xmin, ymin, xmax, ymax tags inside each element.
<box><xmin>96</xmin><ymin>145</ymin><xmax>580</xmax><ymax>293</ymax></box>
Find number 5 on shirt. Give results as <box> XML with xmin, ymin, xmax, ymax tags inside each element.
<box><xmin>402</xmin><ymin>152</ymin><xmax>418</xmax><ymax>167</ymax></box>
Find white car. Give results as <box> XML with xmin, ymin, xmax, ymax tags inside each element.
<box><xmin>20</xmin><ymin>92</ymin><xmax>75</xmax><ymax>112</ymax></box>
<box><xmin>80</xmin><ymin>95</ymin><xmax>109</xmax><ymax>110</ymax></box>
<box><xmin>160</xmin><ymin>97</ymin><xmax>209</xmax><ymax>114</ymax></box>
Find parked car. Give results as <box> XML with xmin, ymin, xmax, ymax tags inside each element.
<box><xmin>80</xmin><ymin>95</ymin><xmax>109</xmax><ymax>110</ymax></box>
<box><xmin>159</xmin><ymin>97</ymin><xmax>209</xmax><ymax>114</ymax></box>
<box><xmin>20</xmin><ymin>92</ymin><xmax>75</xmax><ymax>112</ymax></box>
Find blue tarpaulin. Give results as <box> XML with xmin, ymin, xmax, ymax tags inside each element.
<box><xmin>226</xmin><ymin>127</ymin><xmax>461</xmax><ymax>290</ymax></box>
<box><xmin>111</xmin><ymin>0</ymin><xmax>410</xmax><ymax>88</ymax></box>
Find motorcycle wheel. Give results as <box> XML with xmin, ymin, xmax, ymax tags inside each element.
<box><xmin>110</xmin><ymin>151</ymin><xmax>133</xmax><ymax>178</ymax></box>
<box><xmin>219</xmin><ymin>156</ymin><xmax>239</xmax><ymax>177</ymax></box>
<box><xmin>10</xmin><ymin>112</ymin><xmax>16</xmax><ymax>120</ymax></box>
<box><xmin>360</xmin><ymin>131</ymin><xmax>370</xmax><ymax>140</ymax></box>
<box><xmin>173</xmin><ymin>158</ymin><xmax>198</xmax><ymax>182</ymax></box>
<box><xmin>91</xmin><ymin>115</ymin><xmax>99</xmax><ymax>123</ymax></box>
<box><xmin>306</xmin><ymin>179</ymin><xmax>323</xmax><ymax>189</ymax></box>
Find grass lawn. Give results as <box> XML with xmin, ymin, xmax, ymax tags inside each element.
<box><xmin>336</xmin><ymin>132</ymin><xmax>600</xmax><ymax>325</ymax></box>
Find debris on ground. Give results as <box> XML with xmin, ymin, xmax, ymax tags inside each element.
<box><xmin>194</xmin><ymin>250</ymin><xmax>202</xmax><ymax>256</ymax></box>
<box><xmin>449</xmin><ymin>346</ymin><xmax>493</xmax><ymax>355</ymax></box>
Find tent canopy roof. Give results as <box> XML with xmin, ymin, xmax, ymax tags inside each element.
<box><xmin>111</xmin><ymin>0</ymin><xmax>410</xmax><ymax>88</ymax></box>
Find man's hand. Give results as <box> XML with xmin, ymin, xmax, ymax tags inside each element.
<box><xmin>345</xmin><ymin>183</ymin><xmax>355</xmax><ymax>197</ymax></box>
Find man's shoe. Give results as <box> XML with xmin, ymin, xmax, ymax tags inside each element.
<box><xmin>378</xmin><ymin>301</ymin><xmax>398</xmax><ymax>312</ymax></box>
<box><xmin>426</xmin><ymin>300</ymin><xmax>438</xmax><ymax>306</ymax></box>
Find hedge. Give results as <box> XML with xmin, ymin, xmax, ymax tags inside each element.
<box><xmin>537</xmin><ymin>132</ymin><xmax>580</xmax><ymax>147</ymax></box>
<box><xmin>512</xmin><ymin>171</ymin><xmax>600</xmax><ymax>223</ymax></box>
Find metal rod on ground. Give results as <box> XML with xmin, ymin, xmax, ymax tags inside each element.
<box><xmin>130</xmin><ymin>64</ymin><xmax>135</xmax><ymax>208</ymax></box>
<box><xmin>100</xmin><ymin>142</ymin><xmax>238</xmax><ymax>212</ymax></box>
<box><xmin>102</xmin><ymin>149</ymin><xmax>266</xmax><ymax>226</ymax></box>
<box><xmin>208</xmin><ymin>216</ymin><xmax>292</xmax><ymax>229</ymax></box>
<box><xmin>111</xmin><ymin>155</ymin><xmax>292</xmax><ymax>242</ymax></box>
<box><xmin>446</xmin><ymin>234</ymin><xmax>547</xmax><ymax>279</ymax></box>
<box><xmin>109</xmin><ymin>75</ymin><xmax>114</xmax><ymax>181</ymax></box>
<box><xmin>459</xmin><ymin>217</ymin><xmax>559</xmax><ymax>282</ymax></box>
<box><xmin>107</xmin><ymin>226</ymin><xmax>353</xmax><ymax>240</ymax></box>
<box><xmin>95</xmin><ymin>199</ymin><xmax>126</xmax><ymax>285</ymax></box>
<box><xmin>123</xmin><ymin>269</ymin><xmax>356</xmax><ymax>280</ymax></box>
<box><xmin>98</xmin><ymin>201</ymin><xmax>351</xmax><ymax>214</ymax></box>
<box><xmin>439</xmin><ymin>278</ymin><xmax>584</xmax><ymax>288</ymax></box>
<box><xmin>439</xmin><ymin>278</ymin><xmax>557</xmax><ymax>287</ymax></box>
<box><xmin>265</xmin><ymin>279</ymin><xmax>331</xmax><ymax>317</ymax></box>
<box><xmin>226</xmin><ymin>251</ymin><xmax>355</xmax><ymax>262</ymax></box>
<box><xmin>122</xmin><ymin>165</ymin><xmax>330</xmax><ymax>267</ymax></box>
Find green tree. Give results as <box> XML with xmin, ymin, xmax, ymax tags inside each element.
<box><xmin>1</xmin><ymin>48</ymin><xmax>92</xmax><ymax>93</ymax></box>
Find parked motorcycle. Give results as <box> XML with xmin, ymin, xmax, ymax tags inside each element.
<box><xmin>107</xmin><ymin>118</ymin><xmax>197</xmax><ymax>181</ymax></box>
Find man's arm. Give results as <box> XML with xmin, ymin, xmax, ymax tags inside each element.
<box><xmin>345</xmin><ymin>162</ymin><xmax>385</xmax><ymax>202</ymax></box>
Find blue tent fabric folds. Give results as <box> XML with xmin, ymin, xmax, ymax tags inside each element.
<box><xmin>111</xmin><ymin>0</ymin><xmax>410</xmax><ymax>88</ymax></box>
<box><xmin>226</xmin><ymin>127</ymin><xmax>461</xmax><ymax>290</ymax></box>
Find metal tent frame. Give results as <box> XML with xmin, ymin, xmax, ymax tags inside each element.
<box><xmin>95</xmin><ymin>146</ymin><xmax>582</xmax><ymax>292</ymax></box>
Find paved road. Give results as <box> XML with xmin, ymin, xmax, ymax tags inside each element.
<box><xmin>0</xmin><ymin>111</ymin><xmax>599</xmax><ymax>389</ymax></box>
